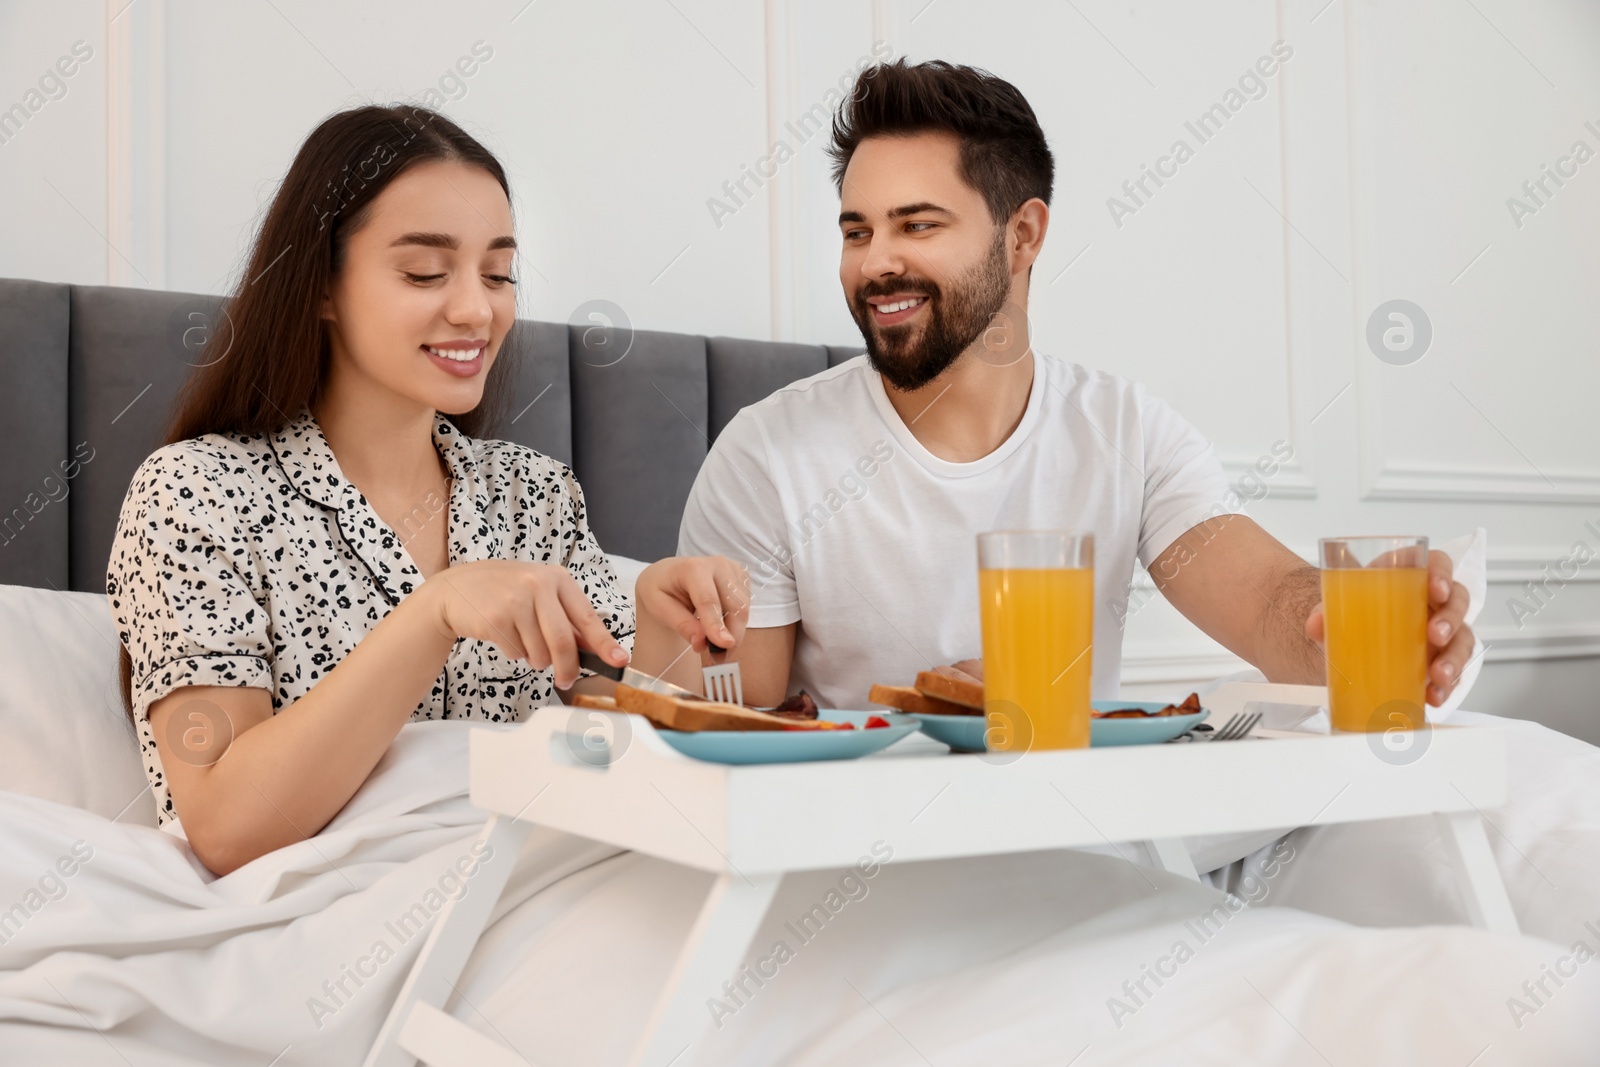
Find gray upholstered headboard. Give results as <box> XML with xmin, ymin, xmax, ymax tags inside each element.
<box><xmin>0</xmin><ymin>277</ymin><xmax>862</xmax><ymax>593</ymax></box>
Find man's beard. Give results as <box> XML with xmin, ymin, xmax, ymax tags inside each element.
<box><xmin>849</xmin><ymin>229</ymin><xmax>1012</xmax><ymax>393</ymax></box>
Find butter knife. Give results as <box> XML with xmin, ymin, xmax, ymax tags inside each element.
<box><xmin>577</xmin><ymin>650</ymin><xmax>701</xmax><ymax>700</ymax></box>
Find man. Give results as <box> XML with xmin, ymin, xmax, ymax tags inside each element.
<box><xmin>658</xmin><ymin>59</ymin><xmax>1475</xmax><ymax>716</ymax></box>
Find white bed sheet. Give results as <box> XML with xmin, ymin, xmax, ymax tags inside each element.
<box><xmin>460</xmin><ymin>847</ymin><xmax>1600</xmax><ymax>1066</ymax></box>
<box><xmin>1250</xmin><ymin>708</ymin><xmax>1600</xmax><ymax>948</ymax></box>
<box><xmin>2</xmin><ymin>719</ymin><xmax>1596</xmax><ymax>1067</ymax></box>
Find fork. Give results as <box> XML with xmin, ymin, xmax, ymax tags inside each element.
<box><xmin>701</xmin><ymin>642</ymin><xmax>744</xmax><ymax>706</ymax></box>
<box><xmin>1201</xmin><ymin>711</ymin><xmax>1261</xmax><ymax>742</ymax></box>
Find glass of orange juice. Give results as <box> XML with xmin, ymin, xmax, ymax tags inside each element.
<box><xmin>978</xmin><ymin>531</ymin><xmax>1094</xmax><ymax>752</ymax></box>
<box><xmin>1319</xmin><ymin>535</ymin><xmax>1429</xmax><ymax>733</ymax></box>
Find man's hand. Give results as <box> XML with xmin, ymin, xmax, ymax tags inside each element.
<box><xmin>1305</xmin><ymin>549</ymin><xmax>1474</xmax><ymax>707</ymax></box>
<box><xmin>629</xmin><ymin>557</ymin><xmax>800</xmax><ymax>707</ymax></box>
<box><xmin>635</xmin><ymin>555</ymin><xmax>751</xmax><ymax>654</ymax></box>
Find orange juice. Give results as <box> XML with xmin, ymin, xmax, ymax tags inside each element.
<box><xmin>1321</xmin><ymin>566</ymin><xmax>1428</xmax><ymax>732</ymax></box>
<box><xmin>979</xmin><ymin>567</ymin><xmax>1094</xmax><ymax>750</ymax></box>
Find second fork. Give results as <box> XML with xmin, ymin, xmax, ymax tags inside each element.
<box><xmin>701</xmin><ymin>642</ymin><xmax>743</xmax><ymax>706</ymax></box>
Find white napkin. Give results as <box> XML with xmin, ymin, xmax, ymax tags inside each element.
<box><xmin>1430</xmin><ymin>526</ymin><xmax>1487</xmax><ymax>720</ymax></box>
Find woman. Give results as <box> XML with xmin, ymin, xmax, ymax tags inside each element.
<box><xmin>107</xmin><ymin>105</ymin><xmax>744</xmax><ymax>876</ymax></box>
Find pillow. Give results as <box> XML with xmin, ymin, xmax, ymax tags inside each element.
<box><xmin>0</xmin><ymin>584</ymin><xmax>158</xmax><ymax>827</ymax></box>
<box><xmin>0</xmin><ymin>559</ymin><xmax>650</xmax><ymax>827</ymax></box>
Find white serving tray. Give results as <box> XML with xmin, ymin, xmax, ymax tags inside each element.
<box><xmin>369</xmin><ymin>682</ymin><xmax>1518</xmax><ymax>1067</ymax></box>
<box><xmin>470</xmin><ymin>684</ymin><xmax>1506</xmax><ymax>877</ymax></box>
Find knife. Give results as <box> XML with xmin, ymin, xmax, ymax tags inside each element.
<box><xmin>577</xmin><ymin>650</ymin><xmax>701</xmax><ymax>700</ymax></box>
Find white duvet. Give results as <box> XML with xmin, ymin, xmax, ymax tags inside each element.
<box><xmin>2</xmin><ymin>719</ymin><xmax>1597</xmax><ymax>1067</ymax></box>
<box><xmin>1260</xmin><ymin>709</ymin><xmax>1600</xmax><ymax>945</ymax></box>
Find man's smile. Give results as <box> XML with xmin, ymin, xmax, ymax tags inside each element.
<box><xmin>868</xmin><ymin>293</ymin><xmax>929</xmax><ymax>326</ymax></box>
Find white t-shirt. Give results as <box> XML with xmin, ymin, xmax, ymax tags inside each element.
<box><xmin>678</xmin><ymin>354</ymin><xmax>1242</xmax><ymax>709</ymax></box>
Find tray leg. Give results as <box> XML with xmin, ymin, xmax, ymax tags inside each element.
<box><xmin>364</xmin><ymin>814</ymin><xmax>536</xmax><ymax>1067</ymax></box>
<box><xmin>1145</xmin><ymin>838</ymin><xmax>1200</xmax><ymax>881</ymax></box>
<box><xmin>398</xmin><ymin>1002</ymin><xmax>532</xmax><ymax>1067</ymax></box>
<box><xmin>628</xmin><ymin>870</ymin><xmax>783</xmax><ymax>1067</ymax></box>
<box><xmin>1435</xmin><ymin>810</ymin><xmax>1520</xmax><ymax>936</ymax></box>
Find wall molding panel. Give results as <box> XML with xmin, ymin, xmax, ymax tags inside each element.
<box><xmin>1120</xmin><ymin>644</ymin><xmax>1248</xmax><ymax>686</ymax></box>
<box><xmin>1488</xmin><ymin>548</ymin><xmax>1600</xmax><ymax>586</ymax></box>
<box><xmin>1365</xmin><ymin>462</ymin><xmax>1600</xmax><ymax>506</ymax></box>
<box><xmin>1120</xmin><ymin>620</ymin><xmax>1600</xmax><ymax>690</ymax></box>
<box><xmin>1477</xmin><ymin>623</ymin><xmax>1600</xmax><ymax>664</ymax></box>
<box><xmin>763</xmin><ymin>0</ymin><xmax>798</xmax><ymax>342</ymax></box>
<box><xmin>1220</xmin><ymin>455</ymin><xmax>1318</xmax><ymax>500</ymax></box>
<box><xmin>104</xmin><ymin>0</ymin><xmax>164</xmax><ymax>289</ymax></box>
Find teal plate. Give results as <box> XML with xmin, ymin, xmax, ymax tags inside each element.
<box><xmin>655</xmin><ymin>710</ymin><xmax>920</xmax><ymax>765</ymax></box>
<box><xmin>1091</xmin><ymin>704</ymin><xmax>1210</xmax><ymax>747</ymax></box>
<box><xmin>912</xmin><ymin>700</ymin><xmax>1210</xmax><ymax>753</ymax></box>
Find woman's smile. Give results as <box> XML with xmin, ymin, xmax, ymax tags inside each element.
<box><xmin>423</xmin><ymin>340</ymin><xmax>487</xmax><ymax>378</ymax></box>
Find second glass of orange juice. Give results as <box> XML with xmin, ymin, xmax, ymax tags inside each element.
<box><xmin>978</xmin><ymin>530</ymin><xmax>1094</xmax><ymax>752</ymax></box>
<box><xmin>1319</xmin><ymin>535</ymin><xmax>1429</xmax><ymax>733</ymax></box>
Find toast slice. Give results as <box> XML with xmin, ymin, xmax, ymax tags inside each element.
<box><xmin>914</xmin><ymin>667</ymin><xmax>984</xmax><ymax>711</ymax></box>
<box><xmin>869</xmin><ymin>684</ymin><xmax>983</xmax><ymax>718</ymax></box>
<box><xmin>570</xmin><ymin>694</ymin><xmax>621</xmax><ymax>712</ymax></box>
<box><xmin>612</xmin><ymin>683</ymin><xmax>825</xmax><ymax>732</ymax></box>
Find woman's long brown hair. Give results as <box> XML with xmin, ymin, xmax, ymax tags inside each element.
<box><xmin>119</xmin><ymin>104</ymin><xmax>518</xmax><ymax>721</ymax></box>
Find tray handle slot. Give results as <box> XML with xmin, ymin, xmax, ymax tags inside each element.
<box><xmin>549</xmin><ymin>708</ymin><xmax>634</xmax><ymax>769</ymax></box>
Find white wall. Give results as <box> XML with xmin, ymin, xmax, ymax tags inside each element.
<box><xmin>2</xmin><ymin>0</ymin><xmax>1596</xmax><ymax>739</ymax></box>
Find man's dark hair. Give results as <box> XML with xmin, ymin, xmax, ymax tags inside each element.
<box><xmin>828</xmin><ymin>59</ymin><xmax>1054</xmax><ymax>224</ymax></box>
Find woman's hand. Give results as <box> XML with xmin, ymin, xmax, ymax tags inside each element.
<box><xmin>418</xmin><ymin>560</ymin><xmax>629</xmax><ymax>689</ymax></box>
<box><xmin>635</xmin><ymin>556</ymin><xmax>751</xmax><ymax>653</ymax></box>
